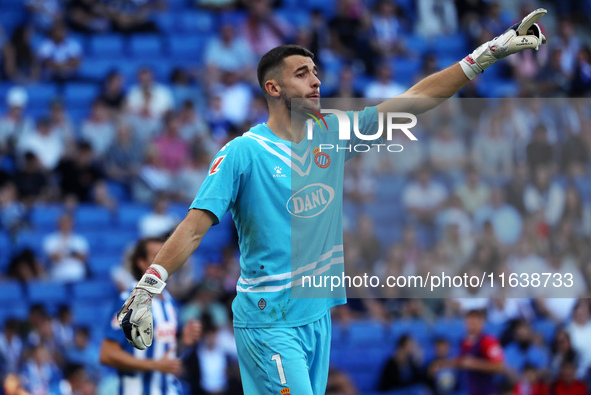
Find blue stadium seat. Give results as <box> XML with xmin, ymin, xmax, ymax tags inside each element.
<box><xmin>15</xmin><ymin>230</ymin><xmax>47</xmax><ymax>257</ymax></box>
<box><xmin>106</xmin><ymin>181</ymin><xmax>131</xmax><ymax>202</ymax></box>
<box><xmin>0</xmin><ymin>303</ymin><xmax>28</xmax><ymax>323</ymax></box>
<box><xmin>348</xmin><ymin>321</ymin><xmax>388</xmax><ymax>345</ymax></box>
<box><xmin>118</xmin><ymin>204</ymin><xmax>151</xmax><ymax>230</ymax></box>
<box><xmin>72</xmin><ymin>280</ymin><xmax>118</xmax><ymax>300</ymax></box>
<box><xmin>179</xmin><ymin>12</ymin><xmax>216</xmax><ymax>33</ymax></box>
<box><xmin>0</xmin><ymin>231</ymin><xmax>10</xmax><ymax>270</ymax></box>
<box><xmin>166</xmin><ymin>0</ymin><xmax>188</xmax><ymax>10</ymax></box>
<box><xmin>75</xmin><ymin>204</ymin><xmax>114</xmax><ymax>230</ymax></box>
<box><xmin>532</xmin><ymin>319</ymin><xmax>557</xmax><ymax>345</ymax></box>
<box><xmin>404</xmin><ymin>35</ymin><xmax>428</xmax><ymax>55</ymax></box>
<box><xmin>129</xmin><ymin>35</ymin><xmax>163</xmax><ymax>58</ymax></box>
<box><xmin>28</xmin><ymin>281</ymin><xmax>68</xmax><ymax>304</ymax></box>
<box><xmin>152</xmin><ymin>13</ymin><xmax>177</xmax><ymax>33</ymax></box>
<box><xmin>390</xmin><ymin>319</ymin><xmax>431</xmax><ymax>344</ymax></box>
<box><xmin>168</xmin><ymin>34</ymin><xmax>209</xmax><ymax>62</ymax></box>
<box><xmin>275</xmin><ymin>9</ymin><xmax>310</xmax><ymax>27</ymax></box>
<box><xmin>432</xmin><ymin>318</ymin><xmax>466</xmax><ymax>346</ymax></box>
<box><xmin>26</xmin><ymin>84</ymin><xmax>59</xmax><ymax>109</ymax></box>
<box><xmin>432</xmin><ymin>34</ymin><xmax>468</xmax><ymax>58</ymax></box>
<box><xmin>78</xmin><ymin>58</ymin><xmax>119</xmax><ymax>81</ymax></box>
<box><xmin>88</xmin><ymin>254</ymin><xmax>123</xmax><ymax>276</ymax></box>
<box><xmin>30</xmin><ymin>205</ymin><xmax>64</xmax><ymax>230</ymax></box>
<box><xmin>89</xmin><ymin>35</ymin><xmax>125</xmax><ymax>57</ymax></box>
<box><xmin>101</xmin><ymin>230</ymin><xmax>137</xmax><ymax>254</ymax></box>
<box><xmin>64</xmin><ymin>83</ymin><xmax>100</xmax><ymax>109</ymax></box>
<box><xmin>0</xmin><ymin>11</ymin><xmax>25</xmax><ymax>34</ymax></box>
<box><xmin>574</xmin><ymin>177</ymin><xmax>591</xmax><ymax>204</ymax></box>
<box><xmin>349</xmin><ymin>371</ymin><xmax>378</xmax><ymax>392</ymax></box>
<box><xmin>1</xmin><ymin>0</ymin><xmax>25</xmax><ymax>10</ymax></box>
<box><xmin>0</xmin><ymin>281</ymin><xmax>25</xmax><ymax>303</ymax></box>
<box><xmin>72</xmin><ymin>301</ymin><xmax>114</xmax><ymax>327</ymax></box>
<box><xmin>392</xmin><ymin>58</ymin><xmax>421</xmax><ymax>85</ymax></box>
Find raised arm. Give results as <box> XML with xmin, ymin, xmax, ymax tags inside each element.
<box><xmin>378</xmin><ymin>8</ymin><xmax>547</xmax><ymax>115</ymax></box>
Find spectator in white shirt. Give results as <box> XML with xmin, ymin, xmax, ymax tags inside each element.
<box><xmin>524</xmin><ymin>165</ymin><xmax>566</xmax><ymax>227</ymax></box>
<box><xmin>567</xmin><ymin>300</ymin><xmax>591</xmax><ymax>378</ymax></box>
<box><xmin>364</xmin><ymin>62</ymin><xmax>406</xmax><ymax>99</ymax></box>
<box><xmin>37</xmin><ymin>23</ymin><xmax>82</xmax><ymax>82</ymax></box>
<box><xmin>80</xmin><ymin>99</ymin><xmax>115</xmax><ymax>157</ymax></box>
<box><xmin>402</xmin><ymin>166</ymin><xmax>448</xmax><ymax>225</ymax></box>
<box><xmin>43</xmin><ymin>214</ymin><xmax>89</xmax><ymax>282</ymax></box>
<box><xmin>0</xmin><ymin>87</ymin><xmax>35</xmax><ymax>151</ymax></box>
<box><xmin>212</xmin><ymin>71</ymin><xmax>253</xmax><ymax>126</ymax></box>
<box><xmin>197</xmin><ymin>317</ymin><xmax>238</xmax><ymax>395</ymax></box>
<box><xmin>205</xmin><ymin>23</ymin><xmax>255</xmax><ymax>81</ymax></box>
<box><xmin>17</xmin><ymin>118</ymin><xmax>63</xmax><ymax>170</ymax></box>
<box><xmin>138</xmin><ymin>197</ymin><xmax>178</xmax><ymax>238</ymax></box>
<box><xmin>126</xmin><ymin>67</ymin><xmax>174</xmax><ymax>120</ymax></box>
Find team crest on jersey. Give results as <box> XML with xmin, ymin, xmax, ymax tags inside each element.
<box><xmin>313</xmin><ymin>148</ymin><xmax>330</xmax><ymax>168</ymax></box>
<box><xmin>280</xmin><ymin>388</ymin><xmax>291</xmax><ymax>394</ymax></box>
<box><xmin>209</xmin><ymin>155</ymin><xmax>226</xmax><ymax>176</ymax></box>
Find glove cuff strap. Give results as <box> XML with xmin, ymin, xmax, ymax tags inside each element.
<box><xmin>459</xmin><ymin>56</ymin><xmax>481</xmax><ymax>80</ymax></box>
<box><xmin>147</xmin><ymin>264</ymin><xmax>169</xmax><ymax>282</ymax></box>
<box><xmin>136</xmin><ymin>273</ymin><xmax>166</xmax><ymax>295</ymax></box>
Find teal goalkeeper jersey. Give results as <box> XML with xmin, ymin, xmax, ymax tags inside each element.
<box><xmin>190</xmin><ymin>106</ymin><xmax>381</xmax><ymax>328</ymax></box>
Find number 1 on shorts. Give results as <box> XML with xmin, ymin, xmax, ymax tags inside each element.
<box><xmin>271</xmin><ymin>353</ymin><xmax>287</xmax><ymax>384</ymax></box>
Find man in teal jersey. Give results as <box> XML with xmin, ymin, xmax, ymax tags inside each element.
<box><xmin>116</xmin><ymin>9</ymin><xmax>547</xmax><ymax>394</ymax></box>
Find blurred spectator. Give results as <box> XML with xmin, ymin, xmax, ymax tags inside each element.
<box><xmin>26</xmin><ymin>0</ymin><xmax>63</xmax><ymax>33</ymax></box>
<box><xmin>59</xmin><ymin>363</ymin><xmax>95</xmax><ymax>395</ymax></box>
<box><xmin>52</xmin><ymin>305</ymin><xmax>74</xmax><ymax>350</ymax></box>
<box><xmin>556</xmin><ymin>20</ymin><xmax>581</xmax><ymax>78</ymax></box>
<box><xmin>135</xmin><ymin>145</ymin><xmax>173</xmax><ymax>202</ymax></box>
<box><xmin>526</xmin><ymin>126</ymin><xmax>554</xmax><ymax>175</ymax></box>
<box><xmin>205</xmin><ymin>95</ymin><xmax>232</xmax><ymax>145</ymax></box>
<box><xmin>205</xmin><ymin>23</ymin><xmax>255</xmax><ymax>80</ymax></box>
<box><xmin>42</xmin><ymin>213</ymin><xmax>89</xmax><ymax>282</ymax></box>
<box><xmin>1</xmin><ymin>25</ymin><xmax>40</xmax><ymax>83</ymax></box>
<box><xmin>472</xmin><ymin>116</ymin><xmax>512</xmax><ymax>181</ymax></box>
<box><xmin>415</xmin><ymin>0</ymin><xmax>458</xmax><ymax>37</ymax></box>
<box><xmin>100</xmin><ymin>237</ymin><xmax>201</xmax><ymax>395</ymax></box>
<box><xmin>329</xmin><ymin>0</ymin><xmax>372</xmax><ymax>69</ymax></box>
<box><xmin>17</xmin><ymin>118</ymin><xmax>63</xmax><ymax>171</ymax></box>
<box><xmin>0</xmin><ymin>318</ymin><xmax>23</xmax><ymax>376</ymax></box>
<box><xmin>455</xmin><ymin>165</ymin><xmax>490</xmax><ymax>216</ymax></box>
<box><xmin>176</xmin><ymin>149</ymin><xmax>210</xmax><ymax>203</ymax></box>
<box><xmin>138</xmin><ymin>197</ymin><xmax>178</xmax><ymax>238</ymax></box>
<box><xmin>37</xmin><ymin>23</ymin><xmax>82</xmax><ymax>82</ymax></box>
<box><xmin>537</xmin><ymin>49</ymin><xmax>570</xmax><ymax>96</ymax></box>
<box><xmin>178</xmin><ymin>100</ymin><xmax>210</xmax><ymax>144</ymax></box>
<box><xmin>428</xmin><ymin>123</ymin><xmax>467</xmax><ymax>183</ymax></box>
<box><xmin>6</xmin><ymin>249</ymin><xmax>45</xmax><ymax>283</ymax></box>
<box><xmin>357</xmin><ymin>215</ymin><xmax>381</xmax><ymax>267</ymax></box>
<box><xmin>0</xmin><ymin>183</ymin><xmax>27</xmax><ymax>234</ymax></box>
<box><xmin>370</xmin><ymin>0</ymin><xmax>404</xmax><ymax>59</ymax></box>
<box><xmin>503</xmin><ymin>162</ymin><xmax>528</xmax><ymax>215</ymax></box>
<box><xmin>80</xmin><ymin>99</ymin><xmax>115</xmax><ymax>157</ymax></box>
<box><xmin>212</xmin><ymin>71</ymin><xmax>253</xmax><ymax>127</ymax></box>
<box><xmin>103</xmin><ymin>0</ymin><xmax>160</xmax><ymax>33</ymax></box>
<box><xmin>363</xmin><ymin>62</ymin><xmax>406</xmax><ymax>98</ymax></box>
<box><xmin>181</xmin><ymin>282</ymin><xmax>229</xmax><ymax>329</ymax></box>
<box><xmin>97</xmin><ymin>71</ymin><xmax>125</xmax><ymax>113</ymax></box>
<box><xmin>48</xmin><ymin>100</ymin><xmax>75</xmax><ymax>148</ymax></box>
<box><xmin>326</xmin><ymin>368</ymin><xmax>358</xmax><ymax>395</ymax></box>
<box><xmin>512</xmin><ymin>364</ymin><xmax>550</xmax><ymax>395</ymax></box>
<box><xmin>561</xmin><ymin>125</ymin><xmax>589</xmax><ymax>176</ymax></box>
<box><xmin>427</xmin><ymin>338</ymin><xmax>459</xmax><ymax>395</ymax></box>
<box><xmin>126</xmin><ymin>67</ymin><xmax>174</xmax><ymax>121</ymax></box>
<box><xmin>0</xmin><ymin>87</ymin><xmax>35</xmax><ymax>152</ymax></box>
<box><xmin>504</xmin><ymin>320</ymin><xmax>549</xmax><ymax>373</ymax></box>
<box><xmin>241</xmin><ymin>0</ymin><xmax>292</xmax><ymax>57</ymax></box>
<box><xmin>64</xmin><ymin>327</ymin><xmax>99</xmax><ymax>380</ymax></box>
<box><xmin>344</xmin><ymin>155</ymin><xmax>375</xmax><ymax>204</ymax></box>
<box><xmin>570</xmin><ymin>46</ymin><xmax>591</xmax><ymax>96</ymax></box>
<box><xmin>66</xmin><ymin>0</ymin><xmax>110</xmax><ymax>33</ymax></box>
<box><xmin>15</xmin><ymin>152</ymin><xmax>49</xmax><ymax>204</ymax></box>
<box><xmin>402</xmin><ymin>166</ymin><xmax>448</xmax><ymax>226</ymax></box>
<box><xmin>436</xmin><ymin>196</ymin><xmax>472</xmax><ymax>238</ymax></box>
<box><xmin>329</xmin><ymin>64</ymin><xmax>363</xmax><ymax>98</ymax></box>
<box><xmin>153</xmin><ymin>112</ymin><xmax>190</xmax><ymax>173</ymax></box>
<box><xmin>20</xmin><ymin>344</ymin><xmax>61</xmax><ymax>395</ymax></box>
<box><xmin>552</xmin><ymin>361</ymin><xmax>589</xmax><ymax>395</ymax></box>
<box><xmin>378</xmin><ymin>335</ymin><xmax>423</xmax><ymax>391</ymax></box>
<box><xmin>562</xmin><ymin>186</ymin><xmax>591</xmax><ymax>237</ymax></box>
<box><xmin>550</xmin><ymin>329</ymin><xmax>579</xmax><ymax>379</ymax></box>
<box><xmin>196</xmin><ymin>316</ymin><xmax>238</xmax><ymax>394</ymax></box>
<box><xmin>474</xmin><ymin>187</ymin><xmax>522</xmax><ymax>245</ymax></box>
<box><xmin>105</xmin><ymin>121</ymin><xmax>143</xmax><ymax>184</ymax></box>
<box><xmin>523</xmin><ymin>166</ymin><xmax>565</xmax><ymax>228</ymax></box>
<box><xmin>55</xmin><ymin>141</ymin><xmax>104</xmax><ymax>202</ymax></box>
<box><xmin>439</xmin><ymin>223</ymin><xmax>475</xmax><ymax>269</ymax></box>
<box><xmin>457</xmin><ymin>309</ymin><xmax>504</xmax><ymax>395</ymax></box>
<box><xmin>567</xmin><ymin>300</ymin><xmax>591</xmax><ymax>377</ymax></box>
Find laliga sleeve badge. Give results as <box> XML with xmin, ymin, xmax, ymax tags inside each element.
<box><xmin>313</xmin><ymin>148</ymin><xmax>330</xmax><ymax>168</ymax></box>
<box><xmin>209</xmin><ymin>155</ymin><xmax>226</xmax><ymax>176</ymax></box>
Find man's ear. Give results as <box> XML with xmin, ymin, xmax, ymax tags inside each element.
<box><xmin>265</xmin><ymin>79</ymin><xmax>281</xmax><ymax>98</ymax></box>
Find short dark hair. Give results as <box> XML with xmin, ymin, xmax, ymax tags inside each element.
<box><xmin>130</xmin><ymin>237</ymin><xmax>166</xmax><ymax>280</ymax></box>
<box><xmin>257</xmin><ymin>45</ymin><xmax>314</xmax><ymax>96</ymax></box>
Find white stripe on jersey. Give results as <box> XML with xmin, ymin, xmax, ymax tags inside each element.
<box><xmin>238</xmin><ymin>244</ymin><xmax>344</xmax><ymax>285</ymax></box>
<box><xmin>243</xmin><ymin>131</ymin><xmax>312</xmax><ymax>165</ymax></box>
<box><xmin>236</xmin><ymin>256</ymin><xmax>344</xmax><ymax>293</ymax></box>
<box><xmin>121</xmin><ymin>376</ymin><xmax>143</xmax><ymax>395</ymax></box>
<box><xmin>244</xmin><ymin>132</ymin><xmax>312</xmax><ymax>176</ymax></box>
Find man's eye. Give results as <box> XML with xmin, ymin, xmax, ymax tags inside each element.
<box><xmin>297</xmin><ymin>73</ymin><xmax>305</xmax><ymax>77</ymax></box>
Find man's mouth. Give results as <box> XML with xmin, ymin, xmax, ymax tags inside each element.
<box><xmin>307</xmin><ymin>93</ymin><xmax>320</xmax><ymax>99</ymax></box>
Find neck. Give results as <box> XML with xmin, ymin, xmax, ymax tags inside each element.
<box><xmin>266</xmin><ymin>106</ymin><xmax>307</xmax><ymax>143</ymax></box>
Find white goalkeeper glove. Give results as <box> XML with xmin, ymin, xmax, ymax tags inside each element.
<box><xmin>460</xmin><ymin>8</ymin><xmax>548</xmax><ymax>80</ymax></box>
<box><xmin>117</xmin><ymin>265</ymin><xmax>168</xmax><ymax>350</ymax></box>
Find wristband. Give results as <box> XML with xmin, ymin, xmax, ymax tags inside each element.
<box><xmin>147</xmin><ymin>264</ymin><xmax>169</xmax><ymax>282</ymax></box>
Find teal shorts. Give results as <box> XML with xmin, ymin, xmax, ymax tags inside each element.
<box><xmin>234</xmin><ymin>312</ymin><xmax>331</xmax><ymax>395</ymax></box>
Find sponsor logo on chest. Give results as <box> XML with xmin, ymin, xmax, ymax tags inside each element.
<box><xmin>286</xmin><ymin>183</ymin><xmax>335</xmax><ymax>218</ymax></box>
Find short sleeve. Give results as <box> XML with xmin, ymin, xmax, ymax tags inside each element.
<box><xmin>344</xmin><ymin>106</ymin><xmax>382</xmax><ymax>162</ymax></box>
<box><xmin>104</xmin><ymin>297</ymin><xmax>128</xmax><ymax>347</ymax></box>
<box><xmin>481</xmin><ymin>336</ymin><xmax>504</xmax><ymax>363</ymax></box>
<box><xmin>189</xmin><ymin>140</ymin><xmax>245</xmax><ymax>225</ymax></box>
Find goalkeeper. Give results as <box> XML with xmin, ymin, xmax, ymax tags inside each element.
<box><xmin>117</xmin><ymin>9</ymin><xmax>547</xmax><ymax>395</ymax></box>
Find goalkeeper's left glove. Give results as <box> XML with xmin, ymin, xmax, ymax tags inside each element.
<box><xmin>460</xmin><ymin>8</ymin><xmax>548</xmax><ymax>80</ymax></box>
